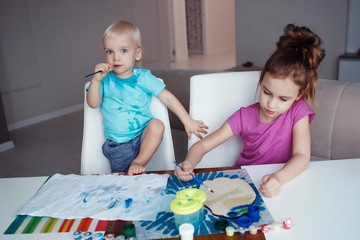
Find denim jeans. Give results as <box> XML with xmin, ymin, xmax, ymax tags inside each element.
<box><xmin>102</xmin><ymin>134</ymin><xmax>142</xmax><ymax>173</ymax></box>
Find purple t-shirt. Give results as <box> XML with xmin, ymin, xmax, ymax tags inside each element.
<box><xmin>227</xmin><ymin>99</ymin><xmax>315</xmax><ymax>166</ymax></box>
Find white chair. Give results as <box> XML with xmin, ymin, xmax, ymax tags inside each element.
<box><xmin>81</xmin><ymin>79</ymin><xmax>175</xmax><ymax>174</ymax></box>
<box><xmin>188</xmin><ymin>71</ymin><xmax>261</xmax><ymax>168</ymax></box>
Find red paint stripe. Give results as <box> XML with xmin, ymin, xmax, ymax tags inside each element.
<box><xmin>58</xmin><ymin>219</ymin><xmax>75</xmax><ymax>232</ymax></box>
<box><xmin>76</xmin><ymin>218</ymin><xmax>92</xmax><ymax>232</ymax></box>
<box><xmin>95</xmin><ymin>220</ymin><xmax>109</xmax><ymax>232</ymax></box>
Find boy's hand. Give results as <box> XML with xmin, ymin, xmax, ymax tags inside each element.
<box><xmin>174</xmin><ymin>161</ymin><xmax>194</xmax><ymax>181</ymax></box>
<box><xmin>185</xmin><ymin>119</ymin><xmax>208</xmax><ymax>140</ymax></box>
<box><xmin>127</xmin><ymin>163</ymin><xmax>146</xmax><ymax>176</ymax></box>
<box><xmin>259</xmin><ymin>174</ymin><xmax>281</xmax><ymax>198</ymax></box>
<box><xmin>92</xmin><ymin>63</ymin><xmax>112</xmax><ymax>82</ymax></box>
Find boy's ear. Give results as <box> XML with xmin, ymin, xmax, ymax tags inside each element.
<box><xmin>136</xmin><ymin>47</ymin><xmax>142</xmax><ymax>61</ymax></box>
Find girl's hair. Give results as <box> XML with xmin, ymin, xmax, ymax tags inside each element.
<box><xmin>103</xmin><ymin>20</ymin><xmax>143</xmax><ymax>67</ymax></box>
<box><xmin>259</xmin><ymin>24</ymin><xmax>325</xmax><ymax>104</ymax></box>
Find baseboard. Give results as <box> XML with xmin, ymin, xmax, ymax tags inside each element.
<box><xmin>7</xmin><ymin>104</ymin><xmax>84</xmax><ymax>131</ymax></box>
<box><xmin>0</xmin><ymin>140</ymin><xmax>15</xmax><ymax>152</ymax></box>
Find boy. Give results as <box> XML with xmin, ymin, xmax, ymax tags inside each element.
<box><xmin>87</xmin><ymin>21</ymin><xmax>208</xmax><ymax>175</ymax></box>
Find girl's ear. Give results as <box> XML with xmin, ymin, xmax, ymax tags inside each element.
<box><xmin>296</xmin><ymin>89</ymin><xmax>306</xmax><ymax>101</ymax></box>
<box><xmin>135</xmin><ymin>47</ymin><xmax>142</xmax><ymax>61</ymax></box>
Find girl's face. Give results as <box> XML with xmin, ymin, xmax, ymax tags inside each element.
<box><xmin>103</xmin><ymin>32</ymin><xmax>142</xmax><ymax>78</ymax></box>
<box><xmin>259</xmin><ymin>72</ymin><xmax>302</xmax><ymax>123</ymax></box>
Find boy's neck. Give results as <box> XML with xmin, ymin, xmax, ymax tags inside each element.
<box><xmin>114</xmin><ymin>69</ymin><xmax>134</xmax><ymax>79</ymax></box>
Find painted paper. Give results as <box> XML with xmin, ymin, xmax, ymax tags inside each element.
<box><xmin>16</xmin><ymin>173</ymin><xmax>169</xmax><ymax>221</ymax></box>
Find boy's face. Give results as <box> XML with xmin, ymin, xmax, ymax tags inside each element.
<box><xmin>258</xmin><ymin>72</ymin><xmax>301</xmax><ymax>123</ymax></box>
<box><xmin>103</xmin><ymin>32</ymin><xmax>142</xmax><ymax>78</ymax></box>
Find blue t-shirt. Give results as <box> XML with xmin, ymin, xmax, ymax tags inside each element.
<box><xmin>98</xmin><ymin>69</ymin><xmax>165</xmax><ymax>143</ymax></box>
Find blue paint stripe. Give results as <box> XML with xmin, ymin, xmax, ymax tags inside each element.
<box><xmin>4</xmin><ymin>215</ymin><xmax>27</xmax><ymax>234</ymax></box>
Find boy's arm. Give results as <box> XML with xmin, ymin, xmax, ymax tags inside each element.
<box><xmin>157</xmin><ymin>89</ymin><xmax>208</xmax><ymax>139</ymax></box>
<box><xmin>259</xmin><ymin>115</ymin><xmax>311</xmax><ymax>198</ymax></box>
<box><xmin>86</xmin><ymin>63</ymin><xmax>112</xmax><ymax>108</ymax></box>
<box><xmin>87</xmin><ymin>80</ymin><xmax>102</xmax><ymax>108</ymax></box>
<box><xmin>175</xmin><ymin>121</ymin><xmax>234</xmax><ymax>181</ymax></box>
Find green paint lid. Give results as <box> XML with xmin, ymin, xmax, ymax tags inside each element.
<box><xmin>176</xmin><ymin>188</ymin><xmax>207</xmax><ymax>203</ymax></box>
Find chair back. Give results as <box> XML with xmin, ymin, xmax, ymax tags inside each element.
<box><xmin>188</xmin><ymin>71</ymin><xmax>261</xmax><ymax>168</ymax></box>
<box><xmin>81</xmin><ymin>79</ymin><xmax>175</xmax><ymax>174</ymax></box>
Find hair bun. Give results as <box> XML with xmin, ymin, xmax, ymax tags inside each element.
<box><xmin>276</xmin><ymin>24</ymin><xmax>325</xmax><ymax>70</ymax></box>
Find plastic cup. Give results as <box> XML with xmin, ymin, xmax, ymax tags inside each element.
<box><xmin>179</xmin><ymin>223</ymin><xmax>194</xmax><ymax>240</ymax></box>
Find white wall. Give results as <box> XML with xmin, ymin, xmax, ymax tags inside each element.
<box><xmin>0</xmin><ymin>0</ymin><xmax>171</xmax><ymax>126</ymax></box>
<box><xmin>202</xmin><ymin>0</ymin><xmax>235</xmax><ymax>54</ymax></box>
<box><xmin>235</xmin><ymin>0</ymin><xmax>348</xmax><ymax>79</ymax></box>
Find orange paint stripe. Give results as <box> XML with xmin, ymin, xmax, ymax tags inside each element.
<box><xmin>95</xmin><ymin>220</ymin><xmax>109</xmax><ymax>232</ymax></box>
<box><xmin>76</xmin><ymin>218</ymin><xmax>92</xmax><ymax>232</ymax></box>
<box><xmin>58</xmin><ymin>219</ymin><xmax>75</xmax><ymax>232</ymax></box>
<box><xmin>40</xmin><ymin>218</ymin><xmax>58</xmax><ymax>233</ymax></box>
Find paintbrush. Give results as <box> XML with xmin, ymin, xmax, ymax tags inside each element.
<box><xmin>84</xmin><ymin>70</ymin><xmax>102</xmax><ymax>78</ymax></box>
<box><xmin>173</xmin><ymin>161</ymin><xmax>214</xmax><ymax>193</ymax></box>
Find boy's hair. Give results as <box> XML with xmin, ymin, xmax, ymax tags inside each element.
<box><xmin>259</xmin><ymin>24</ymin><xmax>325</xmax><ymax>104</ymax></box>
<box><xmin>103</xmin><ymin>20</ymin><xmax>142</xmax><ymax>48</ymax></box>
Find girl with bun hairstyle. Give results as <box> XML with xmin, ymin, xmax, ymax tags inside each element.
<box><xmin>174</xmin><ymin>24</ymin><xmax>325</xmax><ymax>198</ymax></box>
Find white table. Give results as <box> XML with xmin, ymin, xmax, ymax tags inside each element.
<box><xmin>243</xmin><ymin>159</ymin><xmax>360</xmax><ymax>240</ymax></box>
<box><xmin>0</xmin><ymin>176</ymin><xmax>74</xmax><ymax>239</ymax></box>
<box><xmin>1</xmin><ymin>159</ymin><xmax>360</xmax><ymax>239</ymax></box>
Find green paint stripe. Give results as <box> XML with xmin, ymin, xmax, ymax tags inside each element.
<box><xmin>22</xmin><ymin>217</ymin><xmax>42</xmax><ymax>234</ymax></box>
<box><xmin>4</xmin><ymin>215</ymin><xmax>27</xmax><ymax>234</ymax></box>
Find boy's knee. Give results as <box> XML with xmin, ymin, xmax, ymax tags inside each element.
<box><xmin>148</xmin><ymin>118</ymin><xmax>165</xmax><ymax>135</ymax></box>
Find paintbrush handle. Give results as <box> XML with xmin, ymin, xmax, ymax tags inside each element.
<box><xmin>84</xmin><ymin>70</ymin><xmax>102</xmax><ymax>78</ymax></box>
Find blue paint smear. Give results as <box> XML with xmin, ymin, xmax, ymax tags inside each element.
<box><xmin>108</xmin><ymin>197</ymin><xmax>118</xmax><ymax>209</ymax></box>
<box><xmin>125</xmin><ymin>198</ymin><xmax>133</xmax><ymax>208</ymax></box>
<box><xmin>83</xmin><ymin>194</ymin><xmax>88</xmax><ymax>203</ymax></box>
<box><xmin>137</xmin><ymin>169</ymin><xmax>273</xmax><ymax>238</ymax></box>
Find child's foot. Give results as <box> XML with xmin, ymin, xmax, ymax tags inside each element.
<box><xmin>127</xmin><ymin>164</ymin><xmax>146</xmax><ymax>176</ymax></box>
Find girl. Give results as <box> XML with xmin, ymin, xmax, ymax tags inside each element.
<box><xmin>174</xmin><ymin>24</ymin><xmax>325</xmax><ymax>198</ymax></box>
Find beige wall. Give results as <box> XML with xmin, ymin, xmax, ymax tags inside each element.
<box><xmin>202</xmin><ymin>0</ymin><xmax>235</xmax><ymax>54</ymax></box>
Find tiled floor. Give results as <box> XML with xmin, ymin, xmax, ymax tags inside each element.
<box><xmin>171</xmin><ymin>48</ymin><xmax>236</xmax><ymax>70</ymax></box>
<box><xmin>0</xmin><ymin>49</ymin><xmax>236</xmax><ymax>178</ymax></box>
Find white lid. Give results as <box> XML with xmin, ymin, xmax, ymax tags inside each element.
<box><xmin>179</xmin><ymin>223</ymin><xmax>195</xmax><ymax>236</ymax></box>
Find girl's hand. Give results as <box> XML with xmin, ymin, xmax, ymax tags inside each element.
<box><xmin>92</xmin><ymin>63</ymin><xmax>112</xmax><ymax>82</ymax></box>
<box><xmin>174</xmin><ymin>161</ymin><xmax>194</xmax><ymax>181</ymax></box>
<box><xmin>184</xmin><ymin>119</ymin><xmax>208</xmax><ymax>140</ymax></box>
<box><xmin>259</xmin><ymin>174</ymin><xmax>281</xmax><ymax>198</ymax></box>
<box><xmin>127</xmin><ymin>163</ymin><xmax>146</xmax><ymax>176</ymax></box>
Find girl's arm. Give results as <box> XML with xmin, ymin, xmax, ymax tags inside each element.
<box><xmin>86</xmin><ymin>63</ymin><xmax>112</xmax><ymax>108</ymax></box>
<box><xmin>174</xmin><ymin>121</ymin><xmax>234</xmax><ymax>181</ymax></box>
<box><xmin>259</xmin><ymin>115</ymin><xmax>311</xmax><ymax>198</ymax></box>
<box><xmin>157</xmin><ymin>89</ymin><xmax>208</xmax><ymax>139</ymax></box>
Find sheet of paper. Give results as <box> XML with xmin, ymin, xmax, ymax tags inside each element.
<box><xmin>17</xmin><ymin>173</ymin><xmax>169</xmax><ymax>221</ymax></box>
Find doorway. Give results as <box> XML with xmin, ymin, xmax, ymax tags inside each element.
<box><xmin>185</xmin><ymin>0</ymin><xmax>203</xmax><ymax>54</ymax></box>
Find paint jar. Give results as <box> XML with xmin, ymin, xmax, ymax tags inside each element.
<box><xmin>94</xmin><ymin>232</ymin><xmax>105</xmax><ymax>240</ymax></box>
<box><xmin>249</xmin><ymin>224</ymin><xmax>258</xmax><ymax>235</ymax></box>
<box><xmin>179</xmin><ymin>223</ymin><xmax>194</xmax><ymax>240</ymax></box>
<box><xmin>225</xmin><ymin>226</ymin><xmax>235</xmax><ymax>237</ymax></box>
<box><xmin>237</xmin><ymin>215</ymin><xmax>252</xmax><ymax>228</ymax></box>
<box><xmin>73</xmin><ymin>231</ymin><xmax>82</xmax><ymax>240</ymax></box>
<box><xmin>170</xmin><ymin>188</ymin><xmax>206</xmax><ymax>231</ymax></box>
<box><xmin>247</xmin><ymin>206</ymin><xmax>260</xmax><ymax>222</ymax></box>
<box><xmin>122</xmin><ymin>223</ymin><xmax>136</xmax><ymax>238</ymax></box>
